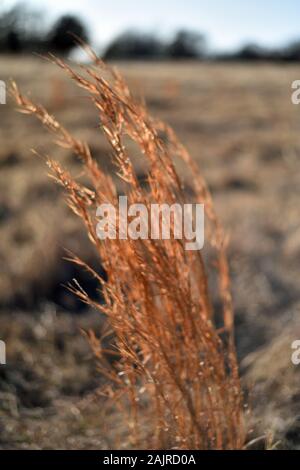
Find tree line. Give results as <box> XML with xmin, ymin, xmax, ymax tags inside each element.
<box><xmin>1</xmin><ymin>3</ymin><xmax>300</xmax><ymax>61</ymax></box>
<box><xmin>0</xmin><ymin>3</ymin><xmax>205</xmax><ymax>58</ymax></box>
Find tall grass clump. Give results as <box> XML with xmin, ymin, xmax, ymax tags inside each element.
<box><xmin>11</xmin><ymin>43</ymin><xmax>245</xmax><ymax>449</ymax></box>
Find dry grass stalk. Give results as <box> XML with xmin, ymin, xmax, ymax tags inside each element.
<box><xmin>11</xmin><ymin>45</ymin><xmax>245</xmax><ymax>449</ymax></box>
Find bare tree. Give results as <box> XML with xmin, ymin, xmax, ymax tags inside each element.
<box><xmin>47</xmin><ymin>15</ymin><xmax>89</xmax><ymax>56</ymax></box>
<box><xmin>167</xmin><ymin>30</ymin><xmax>206</xmax><ymax>59</ymax></box>
<box><xmin>104</xmin><ymin>30</ymin><xmax>164</xmax><ymax>60</ymax></box>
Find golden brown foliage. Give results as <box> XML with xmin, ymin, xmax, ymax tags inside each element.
<box><xmin>11</xmin><ymin>45</ymin><xmax>244</xmax><ymax>449</ymax></box>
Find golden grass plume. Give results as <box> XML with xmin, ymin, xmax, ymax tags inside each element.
<box><xmin>10</xmin><ymin>44</ymin><xmax>245</xmax><ymax>449</ymax></box>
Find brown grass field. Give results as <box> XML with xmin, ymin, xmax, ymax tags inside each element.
<box><xmin>0</xmin><ymin>56</ymin><xmax>300</xmax><ymax>449</ymax></box>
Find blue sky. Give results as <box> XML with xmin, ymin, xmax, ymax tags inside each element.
<box><xmin>3</xmin><ymin>0</ymin><xmax>300</xmax><ymax>52</ymax></box>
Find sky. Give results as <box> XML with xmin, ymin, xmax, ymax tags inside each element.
<box><xmin>3</xmin><ymin>0</ymin><xmax>300</xmax><ymax>52</ymax></box>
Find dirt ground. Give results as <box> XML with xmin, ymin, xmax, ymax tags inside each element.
<box><xmin>0</xmin><ymin>56</ymin><xmax>300</xmax><ymax>449</ymax></box>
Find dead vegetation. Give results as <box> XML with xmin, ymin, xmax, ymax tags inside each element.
<box><xmin>10</xmin><ymin>46</ymin><xmax>245</xmax><ymax>449</ymax></box>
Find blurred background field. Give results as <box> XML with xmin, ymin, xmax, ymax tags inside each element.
<box><xmin>1</xmin><ymin>0</ymin><xmax>300</xmax><ymax>449</ymax></box>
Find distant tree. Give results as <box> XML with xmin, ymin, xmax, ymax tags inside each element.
<box><xmin>167</xmin><ymin>30</ymin><xmax>206</xmax><ymax>59</ymax></box>
<box><xmin>104</xmin><ymin>31</ymin><xmax>164</xmax><ymax>60</ymax></box>
<box><xmin>282</xmin><ymin>40</ymin><xmax>300</xmax><ymax>61</ymax></box>
<box><xmin>0</xmin><ymin>3</ymin><xmax>24</xmax><ymax>52</ymax></box>
<box><xmin>6</xmin><ymin>30</ymin><xmax>21</xmax><ymax>53</ymax></box>
<box><xmin>235</xmin><ymin>43</ymin><xmax>267</xmax><ymax>61</ymax></box>
<box><xmin>47</xmin><ymin>15</ymin><xmax>89</xmax><ymax>55</ymax></box>
<box><xmin>0</xmin><ymin>3</ymin><xmax>46</xmax><ymax>53</ymax></box>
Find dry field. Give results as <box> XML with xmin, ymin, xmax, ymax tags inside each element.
<box><xmin>0</xmin><ymin>56</ymin><xmax>300</xmax><ymax>448</ymax></box>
